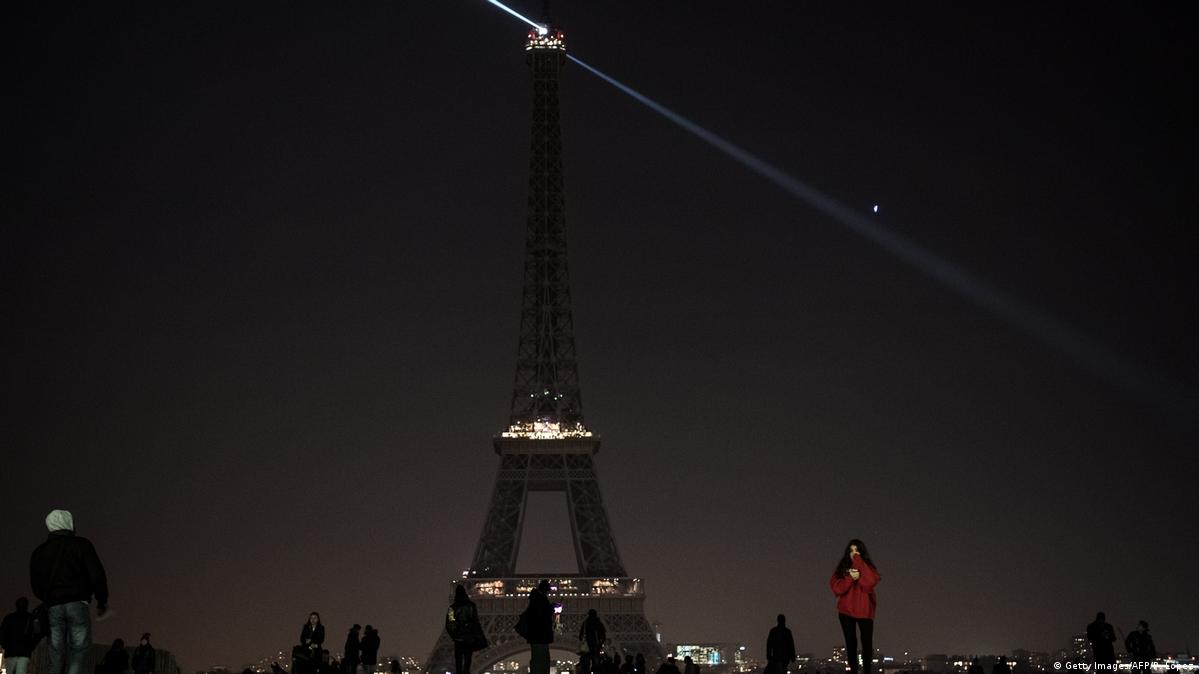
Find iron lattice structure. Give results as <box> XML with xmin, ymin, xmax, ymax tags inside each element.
<box><xmin>423</xmin><ymin>24</ymin><xmax>662</xmax><ymax>674</ymax></box>
<box><xmin>507</xmin><ymin>22</ymin><xmax>583</xmax><ymax>435</ymax></box>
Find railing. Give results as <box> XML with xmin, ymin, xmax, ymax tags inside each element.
<box><xmin>456</xmin><ymin>576</ymin><xmax>642</xmax><ymax>598</ymax></box>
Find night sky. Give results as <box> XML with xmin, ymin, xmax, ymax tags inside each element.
<box><xmin>5</xmin><ymin>1</ymin><xmax>1196</xmax><ymax>670</ymax></box>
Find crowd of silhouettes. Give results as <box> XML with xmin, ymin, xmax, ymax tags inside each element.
<box><xmin>290</xmin><ymin>613</ymin><xmax>384</xmax><ymax>674</ymax></box>
<box><xmin>6</xmin><ymin>515</ymin><xmax>1173</xmax><ymax>674</ymax></box>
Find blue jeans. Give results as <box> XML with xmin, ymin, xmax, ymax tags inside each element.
<box><xmin>49</xmin><ymin>602</ymin><xmax>92</xmax><ymax>674</ymax></box>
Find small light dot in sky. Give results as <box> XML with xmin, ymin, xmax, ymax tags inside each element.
<box><xmin>872</xmin><ymin>204</ymin><xmax>880</xmax><ymax>213</ymax></box>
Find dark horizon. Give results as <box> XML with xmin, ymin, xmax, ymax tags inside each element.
<box><xmin>4</xmin><ymin>1</ymin><xmax>1196</xmax><ymax>670</ymax></box>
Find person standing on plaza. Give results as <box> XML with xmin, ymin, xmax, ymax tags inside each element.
<box><xmin>829</xmin><ymin>539</ymin><xmax>880</xmax><ymax>674</ymax></box>
<box><xmin>99</xmin><ymin>638</ymin><xmax>129</xmax><ymax>674</ymax></box>
<box><xmin>0</xmin><ymin>597</ymin><xmax>40</xmax><ymax>674</ymax></box>
<box><xmin>446</xmin><ymin>584</ymin><xmax>484</xmax><ymax>674</ymax></box>
<box><xmin>1125</xmin><ymin>621</ymin><xmax>1156</xmax><ymax>674</ymax></box>
<box><xmin>682</xmin><ymin>656</ymin><xmax>699</xmax><ymax>674</ymax></box>
<box><xmin>343</xmin><ymin>625</ymin><xmax>362</xmax><ymax>674</ymax></box>
<box><xmin>30</xmin><ymin>509</ymin><xmax>110</xmax><ymax>674</ymax></box>
<box><xmin>298</xmin><ymin>612</ymin><xmax>326</xmax><ymax>674</ymax></box>
<box><xmin>766</xmin><ymin>614</ymin><xmax>797</xmax><ymax>674</ymax></box>
<box><xmin>1086</xmin><ymin>612</ymin><xmax>1116</xmax><ymax>665</ymax></box>
<box><xmin>992</xmin><ymin>656</ymin><xmax>1011</xmax><ymax>674</ymax></box>
<box><xmin>655</xmin><ymin>656</ymin><xmax>681</xmax><ymax>674</ymax></box>
<box><xmin>579</xmin><ymin>609</ymin><xmax>607</xmax><ymax>674</ymax></box>
<box><xmin>322</xmin><ymin>650</ymin><xmax>344</xmax><ymax>674</ymax></box>
<box><xmin>521</xmin><ymin>580</ymin><xmax>555</xmax><ymax>674</ymax></box>
<box><xmin>132</xmin><ymin>633</ymin><xmax>155</xmax><ymax>674</ymax></box>
<box><xmin>360</xmin><ymin>625</ymin><xmax>381</xmax><ymax>674</ymax></box>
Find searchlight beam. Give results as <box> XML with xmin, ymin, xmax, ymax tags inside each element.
<box><xmin>485</xmin><ymin>1</ymin><xmax>1197</xmax><ymax>429</ymax></box>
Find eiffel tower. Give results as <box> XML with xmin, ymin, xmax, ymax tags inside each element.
<box><xmin>422</xmin><ymin>15</ymin><xmax>663</xmax><ymax>674</ymax></box>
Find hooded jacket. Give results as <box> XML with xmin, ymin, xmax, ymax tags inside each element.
<box><xmin>829</xmin><ymin>554</ymin><xmax>880</xmax><ymax>620</ymax></box>
<box><xmin>30</xmin><ymin>527</ymin><xmax>109</xmax><ymax>607</ymax></box>
<box><xmin>133</xmin><ymin>643</ymin><xmax>156</xmax><ymax>673</ymax></box>
<box><xmin>0</xmin><ymin>604</ymin><xmax>37</xmax><ymax>657</ymax></box>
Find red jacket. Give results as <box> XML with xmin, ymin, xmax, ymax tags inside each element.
<box><xmin>829</xmin><ymin>554</ymin><xmax>880</xmax><ymax>619</ymax></box>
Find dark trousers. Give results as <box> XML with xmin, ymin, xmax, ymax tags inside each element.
<box><xmin>838</xmin><ymin>613</ymin><xmax>874</xmax><ymax>674</ymax></box>
<box><xmin>454</xmin><ymin>643</ymin><xmax>473</xmax><ymax>674</ymax></box>
<box><xmin>580</xmin><ymin>644</ymin><xmax>601</xmax><ymax>674</ymax></box>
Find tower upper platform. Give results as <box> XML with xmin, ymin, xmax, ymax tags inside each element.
<box><xmin>526</xmin><ymin>27</ymin><xmax>565</xmax><ymax>51</ymax></box>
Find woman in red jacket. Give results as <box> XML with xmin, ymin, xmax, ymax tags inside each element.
<box><xmin>829</xmin><ymin>539</ymin><xmax>880</xmax><ymax>674</ymax></box>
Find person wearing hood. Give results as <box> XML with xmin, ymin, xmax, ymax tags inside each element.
<box><xmin>29</xmin><ymin>509</ymin><xmax>109</xmax><ymax>674</ymax></box>
<box><xmin>0</xmin><ymin>597</ymin><xmax>39</xmax><ymax>674</ymax></box>
<box><xmin>132</xmin><ymin>633</ymin><xmax>155</xmax><ymax>674</ymax></box>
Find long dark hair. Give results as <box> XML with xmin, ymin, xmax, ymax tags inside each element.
<box><xmin>834</xmin><ymin>538</ymin><xmax>876</xmax><ymax>576</ymax></box>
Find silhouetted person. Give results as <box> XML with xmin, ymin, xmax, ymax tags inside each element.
<box><xmin>446</xmin><ymin>584</ymin><xmax>484</xmax><ymax>674</ymax></box>
<box><xmin>132</xmin><ymin>633</ymin><xmax>155</xmax><ymax>674</ymax></box>
<box><xmin>99</xmin><ymin>639</ymin><xmax>130</xmax><ymax>674</ymax></box>
<box><xmin>767</xmin><ymin>614</ymin><xmax>797</xmax><ymax>674</ymax></box>
<box><xmin>579</xmin><ymin>609</ymin><xmax>607</xmax><ymax>674</ymax></box>
<box><xmin>609</xmin><ymin>653</ymin><xmax>624</xmax><ymax>674</ymax></box>
<box><xmin>682</xmin><ymin>656</ymin><xmax>699</xmax><ymax>674</ymax></box>
<box><xmin>523</xmin><ymin>580</ymin><xmax>555</xmax><ymax>674</ymax></box>
<box><xmin>829</xmin><ymin>539</ymin><xmax>880</xmax><ymax>674</ymax></box>
<box><xmin>30</xmin><ymin>510</ymin><xmax>109</xmax><ymax>674</ymax></box>
<box><xmin>1087</xmin><ymin>612</ymin><xmax>1116</xmax><ymax>665</ymax></box>
<box><xmin>1</xmin><ymin>597</ymin><xmax>39</xmax><ymax>674</ymax></box>
<box><xmin>967</xmin><ymin>659</ymin><xmax>984</xmax><ymax>674</ymax></box>
<box><xmin>319</xmin><ymin>650</ymin><xmax>340</xmax><ymax>674</ymax></box>
<box><xmin>620</xmin><ymin>654</ymin><xmax>634</xmax><ymax>674</ymax></box>
<box><xmin>634</xmin><ymin>654</ymin><xmax>646</xmax><ymax>674</ymax></box>
<box><xmin>297</xmin><ymin>612</ymin><xmax>325</xmax><ymax>674</ymax></box>
<box><xmin>1125</xmin><ymin>621</ymin><xmax>1156</xmax><ymax>674</ymax></box>
<box><xmin>360</xmin><ymin>625</ymin><xmax>381</xmax><ymax>674</ymax></box>
<box><xmin>344</xmin><ymin>625</ymin><xmax>362</xmax><ymax>674</ymax></box>
<box><xmin>390</xmin><ymin>660</ymin><xmax>400</xmax><ymax>674</ymax></box>
<box><xmin>992</xmin><ymin>657</ymin><xmax>1010</xmax><ymax>674</ymax></box>
<box><xmin>655</xmin><ymin>656</ymin><xmax>681</xmax><ymax>674</ymax></box>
